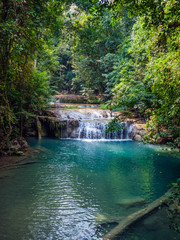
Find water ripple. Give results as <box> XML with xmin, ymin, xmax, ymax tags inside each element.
<box><xmin>0</xmin><ymin>140</ymin><xmax>179</xmax><ymax>240</ymax></box>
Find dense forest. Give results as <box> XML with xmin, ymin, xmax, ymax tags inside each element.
<box><xmin>0</xmin><ymin>0</ymin><xmax>180</xmax><ymax>152</ymax></box>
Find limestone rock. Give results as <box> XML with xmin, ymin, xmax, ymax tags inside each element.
<box><xmin>8</xmin><ymin>137</ymin><xmax>28</xmax><ymax>155</ymax></box>
<box><xmin>117</xmin><ymin>197</ymin><xmax>146</xmax><ymax>208</ymax></box>
<box><xmin>17</xmin><ymin>137</ymin><xmax>28</xmax><ymax>150</ymax></box>
<box><xmin>131</xmin><ymin>123</ymin><xmax>146</xmax><ymax>141</ymax></box>
<box><xmin>95</xmin><ymin>214</ymin><xmax>108</xmax><ymax>222</ymax></box>
<box><xmin>133</xmin><ymin>134</ymin><xmax>143</xmax><ymax>141</ymax></box>
<box><xmin>54</xmin><ymin>94</ymin><xmax>87</xmax><ymax>104</ymax></box>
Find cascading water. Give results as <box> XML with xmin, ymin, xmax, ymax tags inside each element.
<box><xmin>75</xmin><ymin>120</ymin><xmax>133</xmax><ymax>139</ymax></box>
<box><xmin>50</xmin><ymin>105</ymin><xmax>133</xmax><ymax>140</ymax></box>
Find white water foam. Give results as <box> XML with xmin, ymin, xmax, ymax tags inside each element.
<box><xmin>53</xmin><ymin>107</ymin><xmax>133</xmax><ymax>140</ymax></box>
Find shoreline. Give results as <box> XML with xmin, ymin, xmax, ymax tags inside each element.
<box><xmin>0</xmin><ymin>146</ymin><xmax>42</xmax><ymax>171</ymax></box>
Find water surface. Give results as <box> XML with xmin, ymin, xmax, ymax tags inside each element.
<box><xmin>0</xmin><ymin>139</ymin><xmax>179</xmax><ymax>240</ymax></box>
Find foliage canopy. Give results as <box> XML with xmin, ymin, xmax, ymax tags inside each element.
<box><xmin>0</xmin><ymin>0</ymin><xmax>179</xmax><ymax>149</ymax></box>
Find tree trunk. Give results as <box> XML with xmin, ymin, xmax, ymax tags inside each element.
<box><xmin>103</xmin><ymin>188</ymin><xmax>173</xmax><ymax>240</ymax></box>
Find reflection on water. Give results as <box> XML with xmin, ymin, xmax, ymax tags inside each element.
<box><xmin>0</xmin><ymin>139</ymin><xmax>179</xmax><ymax>240</ymax></box>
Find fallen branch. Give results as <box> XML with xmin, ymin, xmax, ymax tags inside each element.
<box><xmin>96</xmin><ymin>217</ymin><xmax>124</xmax><ymax>226</ymax></box>
<box><xmin>103</xmin><ymin>188</ymin><xmax>173</xmax><ymax>240</ymax></box>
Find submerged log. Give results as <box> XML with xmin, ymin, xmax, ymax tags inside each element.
<box><xmin>103</xmin><ymin>188</ymin><xmax>173</xmax><ymax>240</ymax></box>
<box><xmin>95</xmin><ymin>216</ymin><xmax>124</xmax><ymax>226</ymax></box>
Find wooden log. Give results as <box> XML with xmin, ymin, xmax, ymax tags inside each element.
<box><xmin>95</xmin><ymin>217</ymin><xmax>124</xmax><ymax>226</ymax></box>
<box><xmin>103</xmin><ymin>189</ymin><xmax>173</xmax><ymax>240</ymax></box>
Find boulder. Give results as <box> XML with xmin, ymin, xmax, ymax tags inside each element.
<box><xmin>8</xmin><ymin>137</ymin><xmax>28</xmax><ymax>155</ymax></box>
<box><xmin>131</xmin><ymin>123</ymin><xmax>147</xmax><ymax>141</ymax></box>
<box><xmin>133</xmin><ymin>134</ymin><xmax>143</xmax><ymax>141</ymax></box>
<box><xmin>9</xmin><ymin>139</ymin><xmax>21</xmax><ymax>152</ymax></box>
<box><xmin>156</xmin><ymin>136</ymin><xmax>172</xmax><ymax>145</ymax></box>
<box><xmin>17</xmin><ymin>137</ymin><xmax>28</xmax><ymax>151</ymax></box>
<box><xmin>117</xmin><ymin>197</ymin><xmax>146</xmax><ymax>208</ymax></box>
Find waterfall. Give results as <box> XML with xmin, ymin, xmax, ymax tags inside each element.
<box><xmin>73</xmin><ymin>120</ymin><xmax>132</xmax><ymax>139</ymax></box>
<box><xmin>54</xmin><ymin>107</ymin><xmax>133</xmax><ymax>140</ymax></box>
